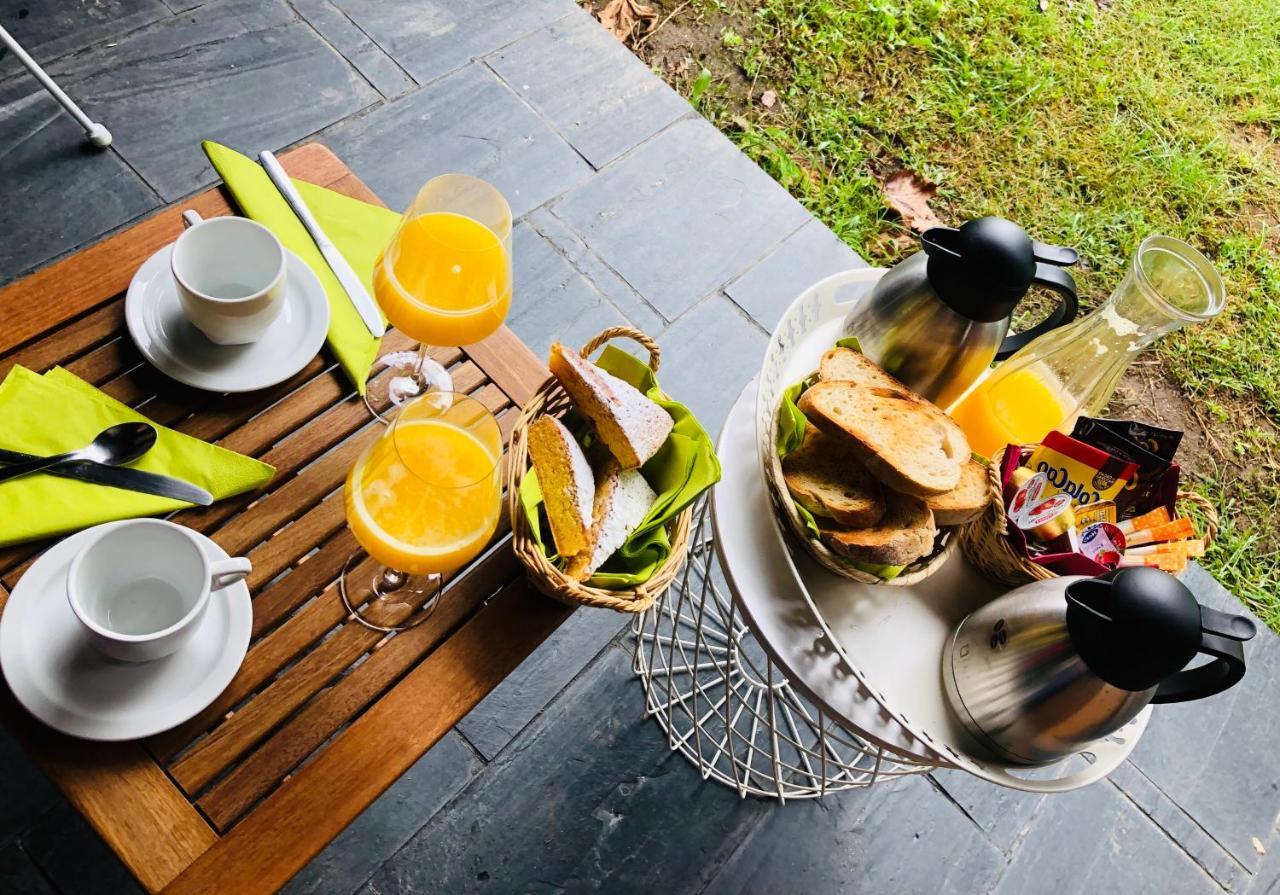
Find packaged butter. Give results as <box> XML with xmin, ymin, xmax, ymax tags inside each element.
<box><xmin>1074</xmin><ymin>500</ymin><xmax>1116</xmax><ymax>528</ymax></box>
<box><xmin>1027</xmin><ymin>431</ymin><xmax>1136</xmax><ymax>508</ymax></box>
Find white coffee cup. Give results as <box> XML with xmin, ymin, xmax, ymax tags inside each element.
<box><xmin>171</xmin><ymin>210</ymin><xmax>287</xmax><ymax>345</ymax></box>
<box><xmin>66</xmin><ymin>519</ymin><xmax>252</xmax><ymax>663</ymax></box>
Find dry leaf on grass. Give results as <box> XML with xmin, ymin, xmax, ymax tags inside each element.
<box><xmin>760</xmin><ymin>89</ymin><xmax>777</xmax><ymax>108</ymax></box>
<box><xmin>597</xmin><ymin>0</ymin><xmax>658</xmax><ymax>42</ymax></box>
<box><xmin>868</xmin><ymin>231</ymin><xmax>917</xmax><ymax>257</ymax></box>
<box><xmin>881</xmin><ymin>170</ymin><xmax>944</xmax><ymax>232</ymax></box>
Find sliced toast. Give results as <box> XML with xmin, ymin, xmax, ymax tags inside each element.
<box><xmin>565</xmin><ymin>461</ymin><xmax>657</xmax><ymax>581</ymax></box>
<box><xmin>782</xmin><ymin>427</ymin><xmax>885</xmax><ymax>527</ymax></box>
<box><xmin>528</xmin><ymin>416</ymin><xmax>595</xmax><ymax>557</ymax></box>
<box><xmin>549</xmin><ymin>343</ymin><xmax>674</xmax><ymax>469</ymax></box>
<box><xmin>798</xmin><ymin>379</ymin><xmax>970</xmax><ymax>497</ymax></box>
<box><xmin>820</xmin><ymin>492</ymin><xmax>937</xmax><ymax>566</ymax></box>
<box><xmin>925</xmin><ymin>458</ymin><xmax>990</xmax><ymax>526</ymax></box>
<box><xmin>819</xmin><ymin>347</ymin><xmax>903</xmax><ymax>389</ymax></box>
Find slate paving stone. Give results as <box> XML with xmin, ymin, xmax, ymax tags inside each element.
<box><xmin>725</xmin><ymin>218</ymin><xmax>868</xmax><ymax>333</ymax></box>
<box><xmin>291</xmin><ymin>0</ymin><xmax>416</xmax><ymax>99</ymax></box>
<box><xmin>552</xmin><ymin>117</ymin><xmax>811</xmax><ymax>321</ymax></box>
<box><xmin>285</xmin><ymin>732</ymin><xmax>483</xmax><ymax>895</ymax></box>
<box><xmin>324</xmin><ymin>63</ymin><xmax>590</xmax><ymax>219</ymax></box>
<box><xmin>21</xmin><ymin>801</ymin><xmax>141</xmax><ymax>895</ymax></box>
<box><xmin>1108</xmin><ymin>761</ymin><xmax>1247</xmax><ymax>891</ymax></box>
<box><xmin>0</xmin><ymin>728</ymin><xmax>57</xmax><ymax>844</ymax></box>
<box><xmin>456</xmin><ymin>604</ymin><xmax>628</xmax><ymax>760</ymax></box>
<box><xmin>928</xmin><ymin>767</ymin><xmax>1045</xmax><ymax>854</ymax></box>
<box><xmin>487</xmin><ymin>10</ymin><xmax>691</xmax><ymax>169</ymax></box>
<box><xmin>0</xmin><ymin>843</ymin><xmax>57</xmax><ymax>895</ymax></box>
<box><xmin>360</xmin><ymin>646</ymin><xmax>770</xmax><ymax>895</ymax></box>
<box><xmin>34</xmin><ymin>0</ymin><xmax>378</xmax><ymax>201</ymax></box>
<box><xmin>524</xmin><ymin>206</ymin><xmax>666</xmax><ymax>334</ymax></box>
<box><xmin>703</xmin><ymin>774</ymin><xmax>1005</xmax><ymax>895</ymax></box>
<box><xmin>993</xmin><ymin>777</ymin><xmax>1221</xmax><ymax>895</ymax></box>
<box><xmin>504</xmin><ymin>221</ymin><xmax>629</xmax><ymax>362</ymax></box>
<box><xmin>1121</xmin><ymin>564</ymin><xmax>1280</xmax><ymax>874</ymax></box>
<box><xmin>331</xmin><ymin>0</ymin><xmax>572</xmax><ymax>87</ymax></box>
<box><xmin>652</xmin><ymin>293</ymin><xmax>768</xmax><ymax>436</ymax></box>
<box><xmin>0</xmin><ymin>88</ymin><xmax>157</xmax><ymax>284</ymax></box>
<box><xmin>0</xmin><ymin>0</ymin><xmax>169</xmax><ymax>79</ymax></box>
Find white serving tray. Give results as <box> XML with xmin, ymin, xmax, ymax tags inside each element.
<box><xmin>710</xmin><ymin>268</ymin><xmax>1148</xmax><ymax>792</ymax></box>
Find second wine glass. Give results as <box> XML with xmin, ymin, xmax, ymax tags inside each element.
<box><xmin>366</xmin><ymin>174</ymin><xmax>512</xmax><ymax>422</ymax></box>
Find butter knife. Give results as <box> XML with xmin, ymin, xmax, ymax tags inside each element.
<box><xmin>0</xmin><ymin>448</ymin><xmax>213</xmax><ymax>505</ymax></box>
<box><xmin>258</xmin><ymin>150</ymin><xmax>386</xmax><ymax>338</ymax></box>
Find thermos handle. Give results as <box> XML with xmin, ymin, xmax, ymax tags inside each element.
<box><xmin>994</xmin><ymin>263</ymin><xmax>1079</xmax><ymax>360</ymax></box>
<box><xmin>1153</xmin><ymin>605</ymin><xmax>1255</xmax><ymax>703</ymax></box>
<box><xmin>1150</xmin><ymin>634</ymin><xmax>1246</xmax><ymax>703</ymax></box>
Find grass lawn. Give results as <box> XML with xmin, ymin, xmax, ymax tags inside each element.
<box><xmin>607</xmin><ymin>0</ymin><xmax>1280</xmax><ymax>626</ymax></box>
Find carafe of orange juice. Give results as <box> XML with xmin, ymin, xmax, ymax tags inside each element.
<box><xmin>950</xmin><ymin>235</ymin><xmax>1225</xmax><ymax>458</ymax></box>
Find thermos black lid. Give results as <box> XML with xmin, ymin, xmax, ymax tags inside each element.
<box><xmin>921</xmin><ymin>217</ymin><xmax>1079</xmax><ymax>323</ymax></box>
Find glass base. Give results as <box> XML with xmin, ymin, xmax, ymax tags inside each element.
<box><xmin>363</xmin><ymin>348</ymin><xmax>453</xmax><ymax>424</ymax></box>
<box><xmin>339</xmin><ymin>552</ymin><xmax>444</xmax><ymax>633</ymax></box>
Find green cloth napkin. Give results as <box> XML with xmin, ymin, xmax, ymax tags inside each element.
<box><xmin>519</xmin><ymin>346</ymin><xmax>722</xmax><ymax>589</ymax></box>
<box><xmin>202</xmin><ymin>141</ymin><xmax>402</xmax><ymax>394</ymax></box>
<box><xmin>0</xmin><ymin>366</ymin><xmax>275</xmax><ymax>547</ymax></box>
<box><xmin>775</xmin><ymin>336</ymin><xmax>906</xmax><ymax>581</ymax></box>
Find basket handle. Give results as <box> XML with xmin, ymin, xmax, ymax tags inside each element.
<box><xmin>1176</xmin><ymin>490</ymin><xmax>1219</xmax><ymax>547</ymax></box>
<box><xmin>579</xmin><ymin>326</ymin><xmax>661</xmax><ymax>374</ymax></box>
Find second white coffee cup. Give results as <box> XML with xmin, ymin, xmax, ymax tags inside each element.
<box><xmin>172</xmin><ymin>210</ymin><xmax>287</xmax><ymax>345</ymax></box>
<box><xmin>66</xmin><ymin>519</ymin><xmax>252</xmax><ymax>663</ymax></box>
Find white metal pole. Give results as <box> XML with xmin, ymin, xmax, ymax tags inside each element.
<box><xmin>0</xmin><ymin>24</ymin><xmax>111</xmax><ymax>148</ymax></box>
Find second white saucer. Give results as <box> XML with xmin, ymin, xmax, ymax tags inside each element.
<box><xmin>125</xmin><ymin>243</ymin><xmax>330</xmax><ymax>393</ymax></box>
<box><xmin>0</xmin><ymin>523</ymin><xmax>252</xmax><ymax>742</ymax></box>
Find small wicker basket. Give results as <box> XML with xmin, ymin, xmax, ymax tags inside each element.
<box><xmin>960</xmin><ymin>445</ymin><xmax>1219</xmax><ymax>586</ymax></box>
<box><xmin>762</xmin><ymin>390</ymin><xmax>960</xmax><ymax>586</ymax></box>
<box><xmin>508</xmin><ymin>326</ymin><xmax>693</xmax><ymax>613</ymax></box>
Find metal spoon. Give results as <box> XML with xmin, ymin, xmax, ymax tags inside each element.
<box><xmin>0</xmin><ymin>423</ymin><xmax>158</xmax><ymax>484</ymax></box>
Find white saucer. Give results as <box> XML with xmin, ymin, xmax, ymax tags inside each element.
<box><xmin>0</xmin><ymin>523</ymin><xmax>251</xmax><ymax>742</ymax></box>
<box><xmin>125</xmin><ymin>244</ymin><xmax>330</xmax><ymax>393</ymax></box>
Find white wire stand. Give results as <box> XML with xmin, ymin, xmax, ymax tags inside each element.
<box><xmin>0</xmin><ymin>24</ymin><xmax>112</xmax><ymax>148</ymax></box>
<box><xmin>631</xmin><ymin>500</ymin><xmax>932</xmax><ymax>801</ymax></box>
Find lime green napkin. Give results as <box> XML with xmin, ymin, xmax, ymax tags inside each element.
<box><xmin>775</xmin><ymin>337</ymin><xmax>905</xmax><ymax>581</ymax></box>
<box><xmin>519</xmin><ymin>346</ymin><xmax>722</xmax><ymax>588</ymax></box>
<box><xmin>0</xmin><ymin>366</ymin><xmax>275</xmax><ymax>547</ymax></box>
<box><xmin>202</xmin><ymin>141</ymin><xmax>402</xmax><ymax>394</ymax></box>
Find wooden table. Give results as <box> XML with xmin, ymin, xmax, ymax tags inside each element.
<box><xmin>0</xmin><ymin>143</ymin><xmax>573</xmax><ymax>894</ymax></box>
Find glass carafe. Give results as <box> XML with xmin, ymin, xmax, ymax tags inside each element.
<box><xmin>950</xmin><ymin>235</ymin><xmax>1225</xmax><ymax>459</ymax></box>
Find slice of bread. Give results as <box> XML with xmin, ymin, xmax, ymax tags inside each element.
<box><xmin>819</xmin><ymin>347</ymin><xmax>902</xmax><ymax>389</ymax></box>
<box><xmin>925</xmin><ymin>458</ymin><xmax>990</xmax><ymax>526</ymax></box>
<box><xmin>549</xmin><ymin>343</ymin><xmax>674</xmax><ymax>469</ymax></box>
<box><xmin>528</xmin><ymin>416</ymin><xmax>595</xmax><ymax>557</ymax></box>
<box><xmin>782</xmin><ymin>427</ymin><xmax>885</xmax><ymax>527</ymax></box>
<box><xmin>565</xmin><ymin>461</ymin><xmax>657</xmax><ymax>581</ymax></box>
<box><xmin>820</xmin><ymin>492</ymin><xmax>936</xmax><ymax>566</ymax></box>
<box><xmin>798</xmin><ymin>379</ymin><xmax>970</xmax><ymax>497</ymax></box>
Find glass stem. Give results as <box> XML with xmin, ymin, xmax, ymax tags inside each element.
<box><xmin>413</xmin><ymin>343</ymin><xmax>432</xmax><ymax>387</ymax></box>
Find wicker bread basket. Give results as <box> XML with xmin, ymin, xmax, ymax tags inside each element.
<box><xmin>762</xmin><ymin>388</ymin><xmax>960</xmax><ymax>586</ymax></box>
<box><xmin>960</xmin><ymin>444</ymin><xmax>1219</xmax><ymax>586</ymax></box>
<box><xmin>508</xmin><ymin>326</ymin><xmax>693</xmax><ymax>613</ymax></box>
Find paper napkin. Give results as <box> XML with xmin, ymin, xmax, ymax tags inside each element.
<box><xmin>202</xmin><ymin>141</ymin><xmax>402</xmax><ymax>393</ymax></box>
<box><xmin>0</xmin><ymin>366</ymin><xmax>275</xmax><ymax>547</ymax></box>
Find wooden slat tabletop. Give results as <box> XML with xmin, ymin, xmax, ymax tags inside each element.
<box><xmin>0</xmin><ymin>143</ymin><xmax>573</xmax><ymax>895</ymax></box>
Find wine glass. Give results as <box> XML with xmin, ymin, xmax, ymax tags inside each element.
<box><xmin>341</xmin><ymin>392</ymin><xmax>502</xmax><ymax>632</ymax></box>
<box><xmin>365</xmin><ymin>174</ymin><xmax>512</xmax><ymax>422</ymax></box>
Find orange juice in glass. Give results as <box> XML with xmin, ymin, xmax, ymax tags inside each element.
<box><xmin>341</xmin><ymin>392</ymin><xmax>502</xmax><ymax>632</ymax></box>
<box><xmin>366</xmin><ymin>175</ymin><xmax>512</xmax><ymax>422</ymax></box>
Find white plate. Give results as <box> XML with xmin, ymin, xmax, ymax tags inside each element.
<box><xmin>125</xmin><ymin>244</ymin><xmax>330</xmax><ymax>393</ymax></box>
<box><xmin>1</xmin><ymin>523</ymin><xmax>251</xmax><ymax>741</ymax></box>
<box><xmin>711</xmin><ymin>267</ymin><xmax>1150</xmax><ymax>792</ymax></box>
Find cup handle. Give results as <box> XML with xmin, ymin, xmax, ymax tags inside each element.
<box><xmin>210</xmin><ymin>557</ymin><xmax>252</xmax><ymax>591</ymax></box>
<box><xmin>182</xmin><ymin>209</ymin><xmax>204</xmax><ymax>229</ymax></box>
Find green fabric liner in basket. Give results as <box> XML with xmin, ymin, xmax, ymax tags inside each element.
<box><xmin>775</xmin><ymin>337</ymin><xmax>906</xmax><ymax>581</ymax></box>
<box><xmin>519</xmin><ymin>345</ymin><xmax>722</xmax><ymax>588</ymax></box>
